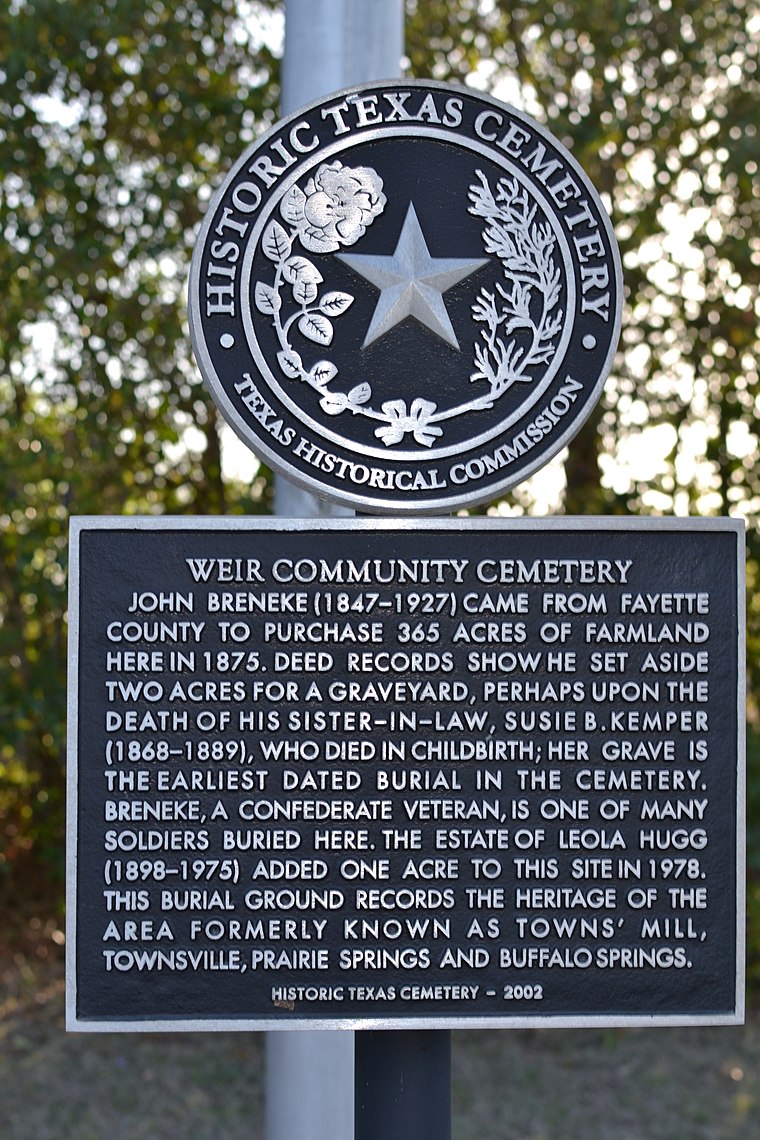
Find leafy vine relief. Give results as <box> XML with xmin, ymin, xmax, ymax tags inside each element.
<box><xmin>467</xmin><ymin>170</ymin><xmax>563</xmax><ymax>398</ymax></box>
<box><xmin>254</xmin><ymin>162</ymin><xmax>387</xmax><ymax>420</ymax></box>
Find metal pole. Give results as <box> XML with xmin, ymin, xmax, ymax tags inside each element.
<box><xmin>355</xmin><ymin>1031</ymin><xmax>452</xmax><ymax>1140</ymax></box>
<box><xmin>275</xmin><ymin>0</ymin><xmax>403</xmax><ymax>523</ymax></box>
<box><xmin>267</xmin><ymin>6</ymin><xmax>404</xmax><ymax>1140</ymax></box>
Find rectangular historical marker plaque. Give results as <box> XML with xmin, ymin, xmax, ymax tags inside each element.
<box><xmin>67</xmin><ymin>517</ymin><xmax>744</xmax><ymax>1030</ymax></box>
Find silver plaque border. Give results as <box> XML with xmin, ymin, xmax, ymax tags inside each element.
<box><xmin>67</xmin><ymin>515</ymin><xmax>745</xmax><ymax>1032</ymax></box>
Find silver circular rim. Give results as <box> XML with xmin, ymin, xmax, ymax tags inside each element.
<box><xmin>188</xmin><ymin>79</ymin><xmax>623</xmax><ymax>515</ymax></box>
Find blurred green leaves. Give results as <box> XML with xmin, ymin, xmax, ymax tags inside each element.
<box><xmin>0</xmin><ymin>0</ymin><xmax>279</xmax><ymax>890</ymax></box>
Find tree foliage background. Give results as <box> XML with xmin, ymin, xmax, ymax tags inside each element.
<box><xmin>1</xmin><ymin>0</ymin><xmax>759</xmax><ymax>978</ymax></box>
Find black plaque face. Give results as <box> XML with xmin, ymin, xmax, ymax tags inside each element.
<box><xmin>67</xmin><ymin>518</ymin><xmax>744</xmax><ymax>1031</ymax></box>
<box><xmin>189</xmin><ymin>81</ymin><xmax>622</xmax><ymax>513</ymax></box>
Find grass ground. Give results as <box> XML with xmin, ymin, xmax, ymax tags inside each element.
<box><xmin>1</xmin><ymin>910</ymin><xmax>758</xmax><ymax>1138</ymax></box>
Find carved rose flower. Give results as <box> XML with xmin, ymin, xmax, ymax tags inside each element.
<box><xmin>295</xmin><ymin>162</ymin><xmax>386</xmax><ymax>253</ymax></box>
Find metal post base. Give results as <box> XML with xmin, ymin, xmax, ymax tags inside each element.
<box><xmin>354</xmin><ymin>1030</ymin><xmax>451</xmax><ymax>1140</ymax></box>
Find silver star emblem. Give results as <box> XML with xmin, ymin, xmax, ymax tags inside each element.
<box><xmin>337</xmin><ymin>203</ymin><xmax>487</xmax><ymax>350</ymax></box>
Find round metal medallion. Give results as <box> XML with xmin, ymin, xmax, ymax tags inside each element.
<box><xmin>189</xmin><ymin>80</ymin><xmax>622</xmax><ymax>514</ymax></box>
